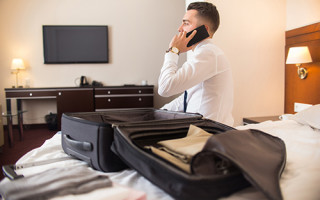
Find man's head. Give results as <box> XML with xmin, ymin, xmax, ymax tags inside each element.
<box><xmin>178</xmin><ymin>2</ymin><xmax>220</xmax><ymax>38</ymax></box>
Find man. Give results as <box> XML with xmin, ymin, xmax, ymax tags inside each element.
<box><xmin>158</xmin><ymin>2</ymin><xmax>234</xmax><ymax>126</ymax></box>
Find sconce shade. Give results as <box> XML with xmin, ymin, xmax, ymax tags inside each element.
<box><xmin>11</xmin><ymin>58</ymin><xmax>25</xmax><ymax>70</ymax></box>
<box><xmin>286</xmin><ymin>46</ymin><xmax>312</xmax><ymax>64</ymax></box>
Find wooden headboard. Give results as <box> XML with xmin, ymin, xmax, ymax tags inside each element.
<box><xmin>285</xmin><ymin>22</ymin><xmax>320</xmax><ymax>113</ymax></box>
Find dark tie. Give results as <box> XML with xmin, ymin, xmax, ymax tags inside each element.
<box><xmin>183</xmin><ymin>91</ymin><xmax>188</xmax><ymax>112</ymax></box>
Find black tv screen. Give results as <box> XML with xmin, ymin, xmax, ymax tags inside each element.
<box><xmin>43</xmin><ymin>25</ymin><xmax>109</xmax><ymax>64</ymax></box>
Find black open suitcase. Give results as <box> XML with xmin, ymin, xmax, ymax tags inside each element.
<box><xmin>112</xmin><ymin>118</ymin><xmax>286</xmax><ymax>200</ymax></box>
<box><xmin>61</xmin><ymin>108</ymin><xmax>202</xmax><ymax>172</ymax></box>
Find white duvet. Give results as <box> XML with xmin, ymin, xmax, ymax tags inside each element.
<box><xmin>5</xmin><ymin>118</ymin><xmax>320</xmax><ymax>200</ymax></box>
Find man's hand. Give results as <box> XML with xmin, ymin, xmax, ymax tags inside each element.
<box><xmin>169</xmin><ymin>30</ymin><xmax>197</xmax><ymax>54</ymax></box>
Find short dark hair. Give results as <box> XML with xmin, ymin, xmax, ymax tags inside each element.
<box><xmin>187</xmin><ymin>2</ymin><xmax>220</xmax><ymax>34</ymax></box>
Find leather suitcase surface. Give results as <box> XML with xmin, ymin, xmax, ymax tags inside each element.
<box><xmin>61</xmin><ymin>108</ymin><xmax>202</xmax><ymax>172</ymax></box>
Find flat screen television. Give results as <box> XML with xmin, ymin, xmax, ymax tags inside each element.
<box><xmin>43</xmin><ymin>25</ymin><xmax>109</xmax><ymax>64</ymax></box>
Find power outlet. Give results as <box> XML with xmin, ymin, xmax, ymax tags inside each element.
<box><xmin>294</xmin><ymin>102</ymin><xmax>312</xmax><ymax>112</ymax></box>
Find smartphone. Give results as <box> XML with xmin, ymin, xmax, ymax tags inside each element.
<box><xmin>186</xmin><ymin>25</ymin><xmax>209</xmax><ymax>47</ymax></box>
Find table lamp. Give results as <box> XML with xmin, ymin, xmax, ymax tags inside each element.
<box><xmin>11</xmin><ymin>58</ymin><xmax>25</xmax><ymax>88</ymax></box>
<box><xmin>286</xmin><ymin>46</ymin><xmax>312</xmax><ymax>79</ymax></box>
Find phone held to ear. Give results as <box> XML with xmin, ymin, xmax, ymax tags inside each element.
<box><xmin>186</xmin><ymin>25</ymin><xmax>209</xmax><ymax>47</ymax></box>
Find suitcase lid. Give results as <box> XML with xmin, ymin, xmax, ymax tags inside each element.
<box><xmin>62</xmin><ymin>108</ymin><xmax>203</xmax><ymax>127</ymax></box>
<box><xmin>191</xmin><ymin>129</ymin><xmax>286</xmax><ymax>200</ymax></box>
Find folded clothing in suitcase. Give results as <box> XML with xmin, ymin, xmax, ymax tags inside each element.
<box><xmin>61</xmin><ymin>109</ymin><xmax>202</xmax><ymax>172</ymax></box>
<box><xmin>112</xmin><ymin>119</ymin><xmax>286</xmax><ymax>200</ymax></box>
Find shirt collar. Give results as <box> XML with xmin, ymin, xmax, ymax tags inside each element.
<box><xmin>191</xmin><ymin>38</ymin><xmax>213</xmax><ymax>52</ymax></box>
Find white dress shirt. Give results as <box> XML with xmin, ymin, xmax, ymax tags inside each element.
<box><xmin>158</xmin><ymin>38</ymin><xmax>234</xmax><ymax>126</ymax></box>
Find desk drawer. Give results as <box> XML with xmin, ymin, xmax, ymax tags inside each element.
<box><xmin>5</xmin><ymin>90</ymin><xmax>57</xmax><ymax>99</ymax></box>
<box><xmin>95</xmin><ymin>88</ymin><xmax>153</xmax><ymax>95</ymax></box>
<box><xmin>95</xmin><ymin>96</ymin><xmax>153</xmax><ymax>109</ymax></box>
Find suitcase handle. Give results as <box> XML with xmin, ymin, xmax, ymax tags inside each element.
<box><xmin>2</xmin><ymin>165</ymin><xmax>24</xmax><ymax>180</ymax></box>
<box><xmin>64</xmin><ymin>134</ymin><xmax>93</xmax><ymax>151</ymax></box>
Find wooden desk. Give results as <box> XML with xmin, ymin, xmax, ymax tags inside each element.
<box><xmin>5</xmin><ymin>87</ymin><xmax>94</xmax><ymax>129</ymax></box>
<box><xmin>5</xmin><ymin>86</ymin><xmax>154</xmax><ymax>145</ymax></box>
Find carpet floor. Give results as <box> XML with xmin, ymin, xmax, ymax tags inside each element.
<box><xmin>0</xmin><ymin>125</ymin><xmax>56</xmax><ymax>180</ymax></box>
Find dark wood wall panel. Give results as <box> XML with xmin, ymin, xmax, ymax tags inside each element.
<box><xmin>285</xmin><ymin>22</ymin><xmax>320</xmax><ymax>113</ymax></box>
<box><xmin>286</xmin><ymin>23</ymin><xmax>320</xmax><ymax>38</ymax></box>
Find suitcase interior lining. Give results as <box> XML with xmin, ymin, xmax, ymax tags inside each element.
<box><xmin>131</xmin><ymin>126</ymin><xmax>223</xmax><ymax>147</ymax></box>
<box><xmin>130</xmin><ymin>126</ymin><xmax>241</xmax><ymax>176</ymax></box>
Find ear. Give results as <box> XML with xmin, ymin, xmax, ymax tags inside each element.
<box><xmin>204</xmin><ymin>24</ymin><xmax>209</xmax><ymax>32</ymax></box>
<box><xmin>204</xmin><ymin>24</ymin><xmax>214</xmax><ymax>38</ymax></box>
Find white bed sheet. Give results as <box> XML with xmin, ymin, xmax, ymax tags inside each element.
<box><xmin>233</xmin><ymin>120</ymin><xmax>320</xmax><ymax>200</ymax></box>
<box><xmin>5</xmin><ymin>119</ymin><xmax>320</xmax><ymax>200</ymax></box>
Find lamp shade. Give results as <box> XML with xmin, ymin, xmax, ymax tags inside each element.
<box><xmin>286</xmin><ymin>46</ymin><xmax>312</xmax><ymax>64</ymax></box>
<box><xmin>11</xmin><ymin>58</ymin><xmax>25</xmax><ymax>70</ymax></box>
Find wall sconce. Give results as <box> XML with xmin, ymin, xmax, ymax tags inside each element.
<box><xmin>11</xmin><ymin>58</ymin><xmax>25</xmax><ymax>88</ymax></box>
<box><xmin>286</xmin><ymin>46</ymin><xmax>312</xmax><ymax>79</ymax></box>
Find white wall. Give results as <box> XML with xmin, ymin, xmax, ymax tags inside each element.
<box><xmin>0</xmin><ymin>0</ymin><xmax>186</xmax><ymax>124</ymax></box>
<box><xmin>206</xmin><ymin>0</ymin><xmax>286</xmax><ymax>125</ymax></box>
<box><xmin>286</xmin><ymin>0</ymin><xmax>320</xmax><ymax>30</ymax></box>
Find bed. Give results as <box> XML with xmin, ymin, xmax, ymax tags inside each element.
<box><xmin>1</xmin><ymin>104</ymin><xmax>319</xmax><ymax>200</ymax></box>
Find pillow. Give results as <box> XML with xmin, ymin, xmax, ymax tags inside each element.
<box><xmin>290</xmin><ymin>104</ymin><xmax>320</xmax><ymax>129</ymax></box>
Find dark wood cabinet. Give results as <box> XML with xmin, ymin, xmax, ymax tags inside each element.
<box><xmin>5</xmin><ymin>89</ymin><xmax>57</xmax><ymax>99</ymax></box>
<box><xmin>94</xmin><ymin>86</ymin><xmax>154</xmax><ymax>110</ymax></box>
<box><xmin>56</xmin><ymin>88</ymin><xmax>94</xmax><ymax>127</ymax></box>
<box><xmin>95</xmin><ymin>96</ymin><xmax>154</xmax><ymax>109</ymax></box>
<box><xmin>95</xmin><ymin>87</ymin><xmax>153</xmax><ymax>95</ymax></box>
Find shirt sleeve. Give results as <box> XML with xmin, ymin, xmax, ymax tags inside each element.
<box><xmin>158</xmin><ymin>44</ymin><xmax>218</xmax><ymax>97</ymax></box>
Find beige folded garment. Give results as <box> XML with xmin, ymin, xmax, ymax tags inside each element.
<box><xmin>159</xmin><ymin>124</ymin><xmax>212</xmax><ymax>159</ymax></box>
<box><xmin>147</xmin><ymin>146</ymin><xmax>191</xmax><ymax>173</ymax></box>
<box><xmin>146</xmin><ymin>125</ymin><xmax>212</xmax><ymax>173</ymax></box>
